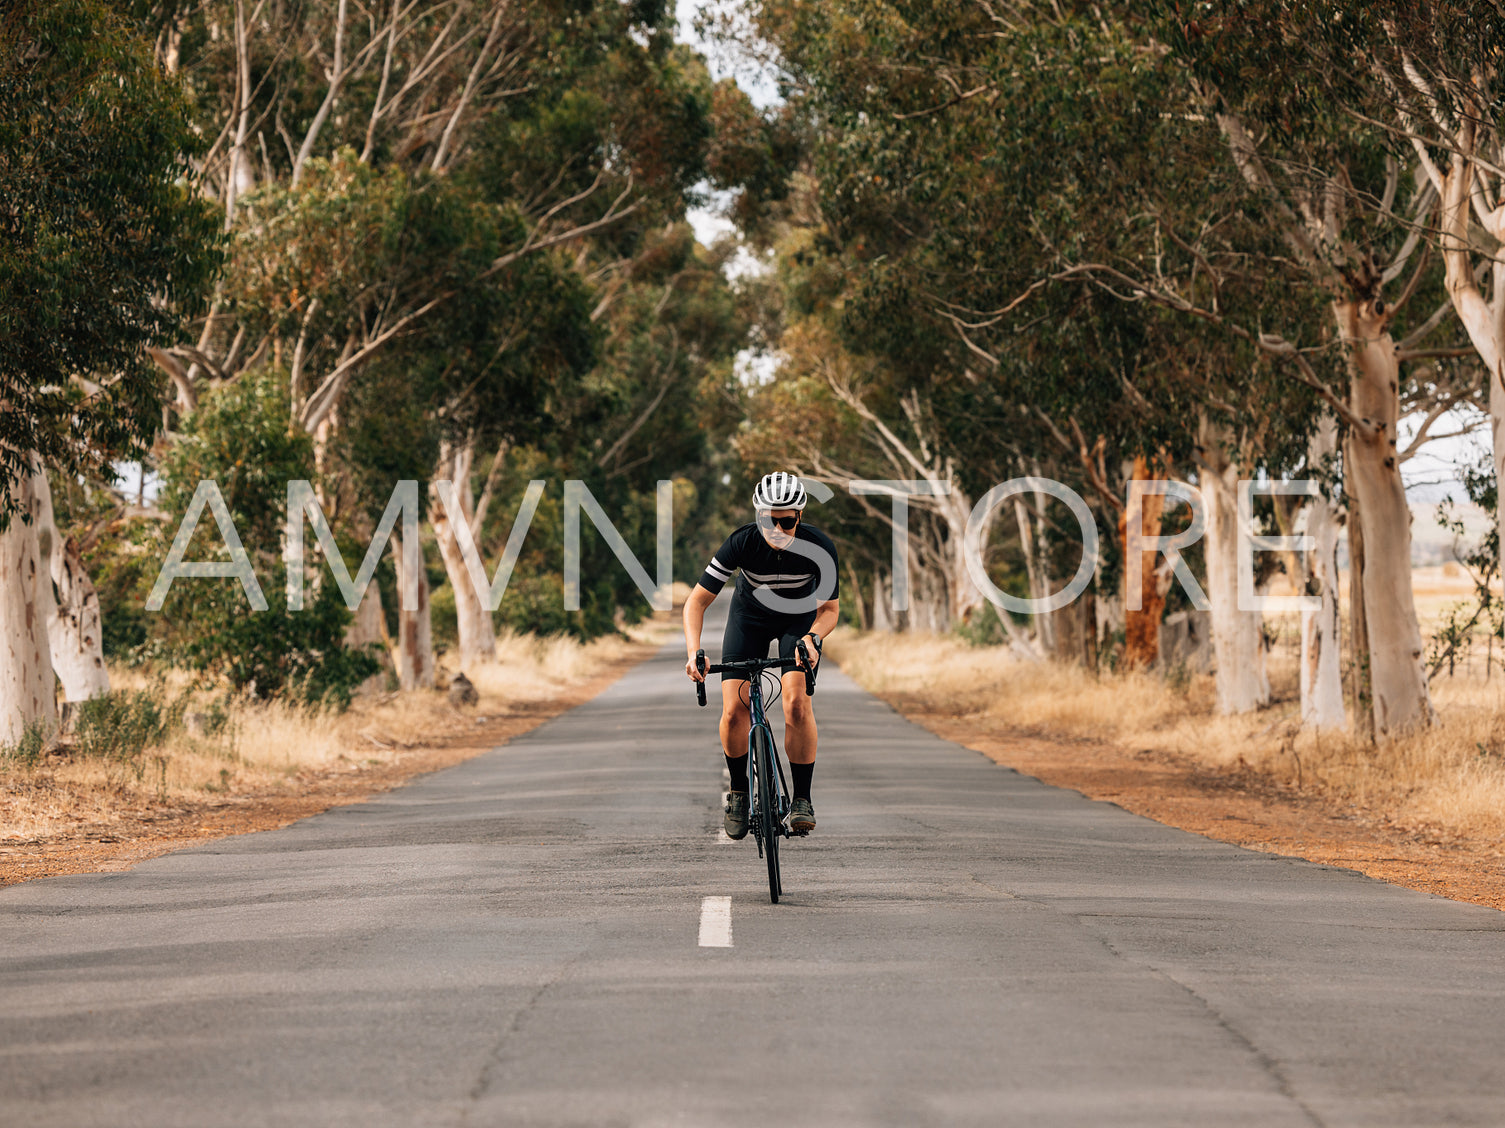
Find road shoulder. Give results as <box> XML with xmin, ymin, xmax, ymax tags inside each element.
<box><xmin>892</xmin><ymin>701</ymin><xmax>1505</xmax><ymax>912</ymax></box>
<box><xmin>0</xmin><ymin>637</ymin><xmax>665</xmax><ymax>888</ymax></box>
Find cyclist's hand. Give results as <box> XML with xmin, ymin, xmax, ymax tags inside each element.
<box><xmin>686</xmin><ymin>654</ymin><xmax>706</xmax><ymax>682</ymax></box>
<box><xmin>800</xmin><ymin>635</ymin><xmax>821</xmax><ymax>668</ymax></box>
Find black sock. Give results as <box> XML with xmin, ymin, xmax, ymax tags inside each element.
<box><xmin>791</xmin><ymin>761</ymin><xmax>814</xmax><ymax>802</ymax></box>
<box><xmin>726</xmin><ymin>753</ymin><xmax>748</xmax><ymax>793</ymax></box>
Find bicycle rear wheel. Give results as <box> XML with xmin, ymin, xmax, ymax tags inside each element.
<box><xmin>752</xmin><ymin>725</ymin><xmax>781</xmax><ymax>903</ymax></box>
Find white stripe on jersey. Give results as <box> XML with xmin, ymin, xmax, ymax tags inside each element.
<box><xmin>705</xmin><ymin>558</ymin><xmax>732</xmax><ymax>579</ymax></box>
<box><xmin>740</xmin><ymin>569</ymin><xmax>811</xmax><ymax>582</ymax></box>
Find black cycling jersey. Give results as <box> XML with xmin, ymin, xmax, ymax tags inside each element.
<box><xmin>699</xmin><ymin>521</ymin><xmax>840</xmax><ymax>683</ymax></box>
<box><xmin>696</xmin><ymin>521</ymin><xmax>841</xmax><ymax>615</ymax></box>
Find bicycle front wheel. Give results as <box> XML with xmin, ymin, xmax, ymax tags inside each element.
<box><xmin>752</xmin><ymin>725</ymin><xmax>781</xmax><ymax>903</ymax></box>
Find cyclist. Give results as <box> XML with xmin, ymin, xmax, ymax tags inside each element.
<box><xmin>684</xmin><ymin>471</ymin><xmax>840</xmax><ymax>840</ymax></box>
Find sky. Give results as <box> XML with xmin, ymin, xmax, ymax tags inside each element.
<box><xmin>676</xmin><ymin>1</ymin><xmax>778</xmax><ymax>252</ymax></box>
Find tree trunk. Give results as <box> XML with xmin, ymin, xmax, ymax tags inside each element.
<box><xmin>910</xmin><ymin>566</ymin><xmax>946</xmax><ymax>632</ymax></box>
<box><xmin>871</xmin><ymin>569</ymin><xmax>893</xmax><ymax>631</ymax></box>
<box><xmin>1344</xmin><ymin>446</ymin><xmax>1374</xmax><ymax>742</ymax></box>
<box><xmin>844</xmin><ymin>559</ymin><xmax>869</xmax><ymax>631</ymax></box>
<box><xmin>390</xmin><ymin>529</ymin><xmax>433</xmax><ymax>690</ymax></box>
<box><xmin>1080</xmin><ymin>587</ymin><xmax>1099</xmax><ymax>672</ymax></box>
<box><xmin>344</xmin><ymin>577</ymin><xmax>389</xmax><ymax>694</ymax></box>
<box><xmin>1335</xmin><ymin>298</ymin><xmax>1434</xmax><ymax>737</ymax></box>
<box><xmin>1046</xmin><ymin>599</ymin><xmax>1084</xmax><ymax>665</ymax></box>
<box><xmin>941</xmin><ymin>490</ymin><xmax>983</xmax><ymax>627</ymax></box>
<box><xmin>1014</xmin><ymin>495</ymin><xmax>1055</xmax><ymax>652</ymax></box>
<box><xmin>32</xmin><ymin>462</ymin><xmax>109</xmax><ymax>703</ymax></box>
<box><xmin>0</xmin><ymin>466</ymin><xmax>58</xmax><ymax>745</ymax></box>
<box><xmin>1436</xmin><ymin>158</ymin><xmax>1505</xmax><ymax>590</ymax></box>
<box><xmin>432</xmin><ymin>506</ymin><xmax>496</xmax><ymax>671</ymax></box>
<box><xmin>1121</xmin><ymin>456</ymin><xmax>1165</xmax><ymax>668</ymax></box>
<box><xmin>1197</xmin><ymin>424</ymin><xmax>1269</xmax><ymax>713</ymax></box>
<box><xmin>430</xmin><ymin>440</ymin><xmax>498</xmax><ymax>672</ymax></box>
<box><xmin>1299</xmin><ymin>417</ymin><xmax>1345</xmax><ymax>730</ymax></box>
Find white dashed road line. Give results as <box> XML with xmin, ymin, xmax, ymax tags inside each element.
<box><xmin>698</xmin><ymin>897</ymin><xmax>732</xmax><ymax>948</ymax></box>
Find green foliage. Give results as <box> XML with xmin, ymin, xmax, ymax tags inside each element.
<box><xmin>477</xmin><ymin>450</ymin><xmax>667</xmax><ymax>639</ymax></box>
<box><xmin>0</xmin><ymin>0</ymin><xmax>221</xmax><ymax>523</ymax></box>
<box><xmin>156</xmin><ymin>373</ymin><xmax>379</xmax><ymax>705</ymax></box>
<box><xmin>955</xmin><ymin>608</ymin><xmax>1008</xmax><ymax>649</ymax></box>
<box><xmin>73</xmin><ymin>689</ymin><xmax>172</xmax><ymax>764</ymax></box>
<box><xmin>0</xmin><ymin>720</ymin><xmax>49</xmax><ymax>769</ymax></box>
<box><xmin>33</xmin><ymin>0</ymin><xmax>780</xmax><ymax>668</ymax></box>
<box><xmin>160</xmin><ymin>374</ymin><xmax>313</xmax><ymax>550</ymax></box>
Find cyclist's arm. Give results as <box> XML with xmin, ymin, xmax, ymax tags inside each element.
<box><xmin>683</xmin><ymin>584</ymin><xmax>718</xmax><ymax>680</ymax></box>
<box><xmin>685</xmin><ymin>530</ymin><xmax>745</xmax><ymax>680</ymax></box>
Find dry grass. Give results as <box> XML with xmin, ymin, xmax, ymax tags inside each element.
<box><xmin>0</xmin><ymin>617</ymin><xmax>673</xmax><ymax>843</ymax></box>
<box><xmin>828</xmin><ymin>626</ymin><xmax>1505</xmax><ymax>848</ymax></box>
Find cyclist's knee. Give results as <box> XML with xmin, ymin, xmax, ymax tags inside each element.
<box><xmin>784</xmin><ymin>695</ymin><xmax>812</xmax><ymax>726</ymax></box>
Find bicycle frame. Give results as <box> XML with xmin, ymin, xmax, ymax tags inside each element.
<box><xmin>695</xmin><ymin>647</ymin><xmax>813</xmax><ymax>903</ymax></box>
<box><xmin>742</xmin><ymin>670</ymin><xmax>790</xmax><ymax>856</ymax></box>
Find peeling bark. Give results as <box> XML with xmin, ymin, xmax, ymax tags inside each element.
<box><xmin>0</xmin><ymin>467</ymin><xmax>58</xmax><ymax>745</ymax></box>
<box><xmin>1299</xmin><ymin>417</ymin><xmax>1345</xmax><ymax>730</ymax></box>
<box><xmin>1197</xmin><ymin>424</ymin><xmax>1270</xmax><ymax>714</ymax></box>
<box><xmin>1336</xmin><ymin>298</ymin><xmax>1435</xmax><ymax>737</ymax></box>
<box><xmin>31</xmin><ymin>461</ymin><xmax>109</xmax><ymax>704</ymax></box>
<box><xmin>1121</xmin><ymin>456</ymin><xmax>1165</xmax><ymax>669</ymax></box>
<box><xmin>430</xmin><ymin>439</ymin><xmax>498</xmax><ymax>672</ymax></box>
<box><xmin>390</xmin><ymin>529</ymin><xmax>433</xmax><ymax>690</ymax></box>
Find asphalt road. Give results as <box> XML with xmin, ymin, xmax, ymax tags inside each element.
<box><xmin>4</xmin><ymin>607</ymin><xmax>1505</xmax><ymax>1127</ymax></box>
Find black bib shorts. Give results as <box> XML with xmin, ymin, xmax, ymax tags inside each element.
<box><xmin>719</xmin><ymin>593</ymin><xmax>816</xmax><ymax>683</ymax></box>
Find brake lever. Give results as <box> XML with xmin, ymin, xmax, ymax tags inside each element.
<box><xmin>795</xmin><ymin>639</ymin><xmax>816</xmax><ymax>697</ymax></box>
<box><xmin>695</xmin><ymin>649</ymin><xmax>707</xmax><ymax>707</ymax></box>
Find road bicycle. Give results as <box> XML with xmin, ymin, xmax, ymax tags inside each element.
<box><xmin>694</xmin><ymin>643</ymin><xmax>816</xmax><ymax>904</ymax></box>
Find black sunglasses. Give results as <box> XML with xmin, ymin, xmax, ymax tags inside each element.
<box><xmin>768</xmin><ymin>515</ymin><xmax>800</xmax><ymax>531</ymax></box>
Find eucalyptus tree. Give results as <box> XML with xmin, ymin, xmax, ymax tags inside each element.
<box><xmin>145</xmin><ymin>0</ymin><xmax>717</xmax><ymax>437</ymax></box>
<box><xmin>1133</xmin><ymin>2</ymin><xmax>1488</xmax><ymax>737</ymax></box>
<box><xmin>739</xmin><ymin>0</ymin><xmax>1316</xmax><ymax>697</ymax></box>
<box><xmin>1240</xmin><ymin>2</ymin><xmax>1505</xmax><ymax>653</ymax></box>
<box><xmin>762</xmin><ymin>0</ymin><xmax>1473</xmax><ymax>735</ymax></box>
<box><xmin>123</xmin><ymin>0</ymin><xmax>755</xmax><ymax>682</ymax></box>
<box><xmin>0</xmin><ymin>0</ymin><xmax>220</xmax><ymax>742</ymax></box>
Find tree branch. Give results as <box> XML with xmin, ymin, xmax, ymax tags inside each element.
<box><xmin>298</xmin><ymin>291</ymin><xmax>453</xmax><ymax>432</ymax></box>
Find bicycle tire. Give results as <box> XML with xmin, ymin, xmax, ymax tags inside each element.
<box><xmin>752</xmin><ymin>725</ymin><xmax>781</xmax><ymax>903</ymax></box>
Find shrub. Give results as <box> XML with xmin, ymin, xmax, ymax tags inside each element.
<box><xmin>1</xmin><ymin>721</ymin><xmax>49</xmax><ymax>769</ymax></box>
<box><xmin>73</xmin><ymin>690</ymin><xmax>171</xmax><ymax>763</ymax></box>
<box><xmin>156</xmin><ymin>373</ymin><xmax>380</xmax><ymax>707</ymax></box>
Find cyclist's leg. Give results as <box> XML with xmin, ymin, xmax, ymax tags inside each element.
<box><xmin>719</xmin><ymin>600</ymin><xmax>770</xmax><ymax>793</ymax></box>
<box><xmin>775</xmin><ymin>612</ymin><xmax>819</xmax><ymax>766</ymax></box>
<box><xmin>719</xmin><ymin>678</ymin><xmax>751</xmax><ymax>787</ymax></box>
<box><xmin>719</xmin><ymin>678</ymin><xmax>753</xmax><ymax>839</ymax></box>
<box><xmin>780</xmin><ymin>668</ymin><xmax>815</xmax><ymax>764</ymax></box>
<box><xmin>776</xmin><ymin>616</ymin><xmax>819</xmax><ymax>833</ymax></box>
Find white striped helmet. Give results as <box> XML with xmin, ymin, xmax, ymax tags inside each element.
<box><xmin>752</xmin><ymin>471</ymin><xmax>807</xmax><ymax>511</ymax></box>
